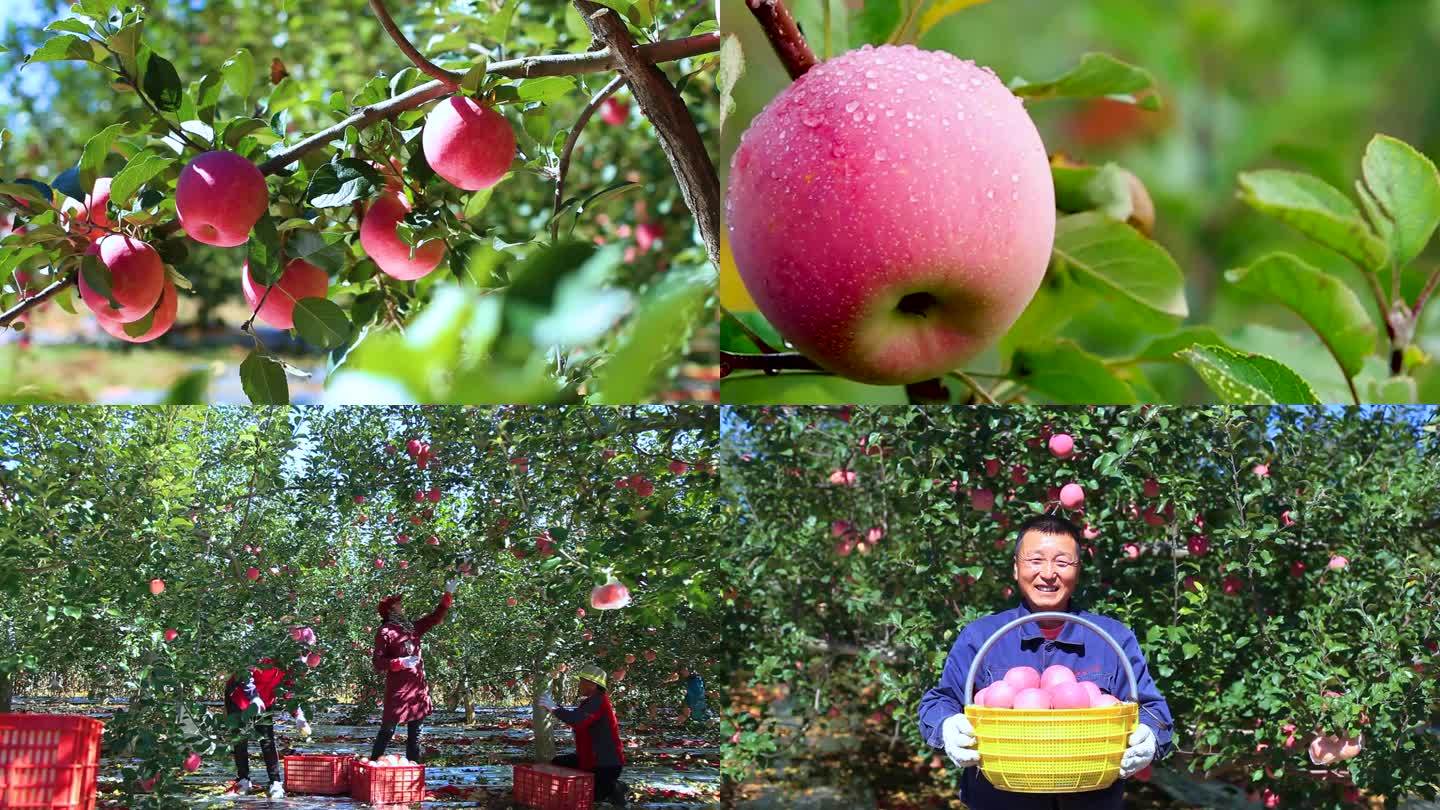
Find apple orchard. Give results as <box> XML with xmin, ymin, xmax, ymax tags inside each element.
<box><xmin>0</xmin><ymin>405</ymin><xmax>722</xmax><ymax>805</ymax></box>
<box><xmin>718</xmin><ymin>406</ymin><xmax>1440</xmax><ymax>808</ymax></box>
<box><xmin>0</xmin><ymin>1</ymin><xmax>719</xmax><ymax>403</ymax></box>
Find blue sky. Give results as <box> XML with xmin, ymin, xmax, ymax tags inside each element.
<box><xmin>1</xmin><ymin>0</ymin><xmax>63</xmax><ymax>136</ymax></box>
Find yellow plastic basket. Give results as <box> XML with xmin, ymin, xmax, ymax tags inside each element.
<box><xmin>961</xmin><ymin>611</ymin><xmax>1141</xmax><ymax>794</ymax></box>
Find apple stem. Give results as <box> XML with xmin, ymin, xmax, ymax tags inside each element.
<box><xmin>719</xmin><ymin>350</ymin><xmax>822</xmax><ymax>377</ymax></box>
<box><xmin>552</xmin><ymin>74</ymin><xmax>628</xmax><ymax>243</ymax></box>
<box><xmin>367</xmin><ymin>0</ymin><xmax>462</xmax><ymax>89</ymax></box>
<box><xmin>744</xmin><ymin>0</ymin><xmax>819</xmax><ymax>80</ymax></box>
<box><xmin>904</xmin><ymin>378</ymin><xmax>949</xmax><ymax>403</ymax></box>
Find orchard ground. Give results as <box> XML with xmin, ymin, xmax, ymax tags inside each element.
<box><xmin>13</xmin><ymin>696</ymin><xmax>720</xmax><ymax>807</ymax></box>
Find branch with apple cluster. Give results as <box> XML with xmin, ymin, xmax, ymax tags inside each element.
<box><xmin>0</xmin><ymin>0</ymin><xmax>720</xmax><ymax>374</ymax></box>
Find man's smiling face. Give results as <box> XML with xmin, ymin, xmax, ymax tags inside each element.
<box><xmin>1012</xmin><ymin>529</ymin><xmax>1081</xmax><ymax>611</ymax></box>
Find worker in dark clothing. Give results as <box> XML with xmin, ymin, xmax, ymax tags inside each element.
<box><xmin>543</xmin><ymin>665</ymin><xmax>628</xmax><ymax>807</ymax></box>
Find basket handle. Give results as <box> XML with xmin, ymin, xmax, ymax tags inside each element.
<box><xmin>962</xmin><ymin>611</ymin><xmax>1139</xmax><ymax>705</ymax></box>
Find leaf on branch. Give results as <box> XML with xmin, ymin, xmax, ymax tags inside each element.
<box><xmin>1010</xmin><ymin>53</ymin><xmax>1160</xmax><ymax>110</ymax></box>
<box><xmin>52</xmin><ymin>166</ymin><xmax>85</xmax><ymax>202</ymax></box>
<box><xmin>79</xmin><ymin>254</ymin><xmax>120</xmax><ymax>311</ymax></box>
<box><xmin>141</xmin><ymin>51</ymin><xmax>183</xmax><ymax>112</ymax></box>
<box><xmin>122</xmin><ymin>306</ymin><xmax>156</xmax><ymax>338</ymax></box>
<box><xmin>239</xmin><ymin>351</ymin><xmax>289</xmax><ymax>405</ymax></box>
<box><xmin>717</xmin><ymin>34</ymin><xmax>744</xmax><ymax>134</ymax></box>
<box><xmin>1177</xmin><ymin>344</ymin><xmax>1321</xmax><ymax>404</ymax></box>
<box><xmin>293</xmin><ymin>298</ymin><xmax>353</xmax><ymax>350</ymax></box>
<box><xmin>1224</xmin><ymin>252</ymin><xmax>1377</xmax><ymax>377</ymax></box>
<box><xmin>25</xmin><ymin>34</ymin><xmax>97</xmax><ymax>65</ymax></box>
<box><xmin>109</xmin><ymin>151</ymin><xmax>177</xmax><ymax>208</ymax></box>
<box><xmin>1237</xmin><ymin>169</ymin><xmax>1388</xmax><ymax>270</ymax></box>
<box><xmin>1053</xmin><ymin>212</ymin><xmax>1187</xmax><ymax>322</ymax></box>
<box><xmin>246</xmin><ymin>214</ymin><xmax>284</xmax><ymax>286</ymax></box>
<box><xmin>221</xmin><ymin>48</ymin><xmax>255</xmax><ymax>100</ymax></box>
<box><xmin>1009</xmin><ymin>339</ymin><xmax>1138</xmax><ymax>403</ymax></box>
<box><xmin>1358</xmin><ymin>134</ymin><xmax>1440</xmax><ymax>270</ymax></box>
<box><xmin>517</xmin><ymin>76</ymin><xmax>576</xmax><ymax>103</ymax></box>
<box><xmin>304</xmin><ymin>158</ymin><xmax>380</xmax><ymax>208</ymax></box>
<box><xmin>79</xmin><ymin>122</ymin><xmax>128</xmax><ymax>191</ymax></box>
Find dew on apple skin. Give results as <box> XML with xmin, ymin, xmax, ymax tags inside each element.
<box><xmin>845</xmin><ymin>100</ymin><xmax>860</xmax><ymax>113</ymax></box>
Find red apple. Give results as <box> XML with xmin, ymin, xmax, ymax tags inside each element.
<box><xmin>241</xmin><ymin>258</ymin><xmax>328</xmax><ymax>329</ymax></box>
<box><xmin>149</xmin><ymin>578</ymin><xmax>166</xmax><ymax>595</ymax></box>
<box><xmin>176</xmin><ymin>151</ymin><xmax>268</xmax><ymax>247</ymax></box>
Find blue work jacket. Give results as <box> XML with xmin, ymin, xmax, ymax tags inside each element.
<box><xmin>917</xmin><ymin>601</ymin><xmax>1174</xmax><ymax>809</ymax></box>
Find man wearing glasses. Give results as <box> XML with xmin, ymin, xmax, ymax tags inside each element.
<box><xmin>917</xmin><ymin>514</ymin><xmax>1173</xmax><ymax>809</ymax></box>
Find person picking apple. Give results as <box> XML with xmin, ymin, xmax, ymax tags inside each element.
<box><xmin>221</xmin><ymin>646</ymin><xmax>312</xmax><ymax>799</ymax></box>
<box><xmin>917</xmin><ymin>514</ymin><xmax>1173</xmax><ymax>808</ymax></box>
<box><xmin>542</xmin><ymin>664</ymin><xmax>629</xmax><ymax>807</ymax></box>
<box><xmin>676</xmin><ymin>664</ymin><xmax>710</xmax><ymax>726</ymax></box>
<box><xmin>370</xmin><ymin>579</ymin><xmax>458</xmax><ymax>761</ymax></box>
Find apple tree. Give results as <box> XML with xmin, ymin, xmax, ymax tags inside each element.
<box><xmin>0</xmin><ymin>0</ymin><xmax>720</xmax><ymax>404</ymax></box>
<box><xmin>717</xmin><ymin>405</ymin><xmax>1440</xmax><ymax>808</ymax></box>
<box><xmin>718</xmin><ymin>0</ymin><xmax>1440</xmax><ymax>406</ymax></box>
<box><xmin>0</xmin><ymin>404</ymin><xmax>723</xmax><ymax>806</ymax></box>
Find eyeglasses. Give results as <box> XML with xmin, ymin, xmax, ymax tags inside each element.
<box><xmin>1019</xmin><ymin>556</ymin><xmax>1078</xmax><ymax>573</ymax></box>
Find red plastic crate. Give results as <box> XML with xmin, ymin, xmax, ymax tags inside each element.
<box><xmin>349</xmin><ymin>760</ymin><xmax>425</xmax><ymax>805</ymax></box>
<box><xmin>0</xmin><ymin>714</ymin><xmax>103</xmax><ymax>810</ymax></box>
<box><xmin>512</xmin><ymin>764</ymin><xmax>594</xmax><ymax>810</ymax></box>
<box><xmin>282</xmin><ymin>754</ymin><xmax>353</xmax><ymax>795</ymax></box>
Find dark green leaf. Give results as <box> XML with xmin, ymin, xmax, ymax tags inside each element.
<box><xmin>109</xmin><ymin>151</ymin><xmax>176</xmax><ymax>208</ymax></box>
<box><xmin>239</xmin><ymin>351</ymin><xmax>289</xmax><ymax>404</ymax></box>
<box><xmin>1010</xmin><ymin>339</ymin><xmax>1138</xmax><ymax>403</ymax></box>
<box><xmin>141</xmin><ymin>52</ymin><xmax>183</xmax><ymax>112</ymax></box>
<box><xmin>304</xmin><ymin>158</ymin><xmax>380</xmax><ymax>208</ymax></box>
<box><xmin>79</xmin><ymin>254</ymin><xmax>119</xmax><ymax>310</ymax></box>
<box><xmin>246</xmin><ymin>214</ymin><xmax>283</xmax><ymax>286</ymax></box>
<box><xmin>292</xmin><ymin>298</ymin><xmax>352</xmax><ymax>349</ymax></box>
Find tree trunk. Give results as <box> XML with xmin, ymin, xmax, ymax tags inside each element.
<box><xmin>463</xmin><ymin>690</ymin><xmax>474</xmax><ymax>726</ymax></box>
<box><xmin>0</xmin><ymin>671</ymin><xmax>12</xmax><ymax>713</ymax></box>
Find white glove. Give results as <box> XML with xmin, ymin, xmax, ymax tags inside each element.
<box><xmin>396</xmin><ymin>655</ymin><xmax>420</xmax><ymax>670</ymax></box>
<box><xmin>1120</xmin><ymin>724</ymin><xmax>1157</xmax><ymax>778</ymax></box>
<box><xmin>941</xmin><ymin>713</ymin><xmax>980</xmax><ymax>769</ymax></box>
<box><xmin>444</xmin><ymin>579</ymin><xmax>459</xmax><ymax>594</ymax></box>
<box><xmin>252</xmin><ymin>697</ymin><xmax>266</xmax><ymax>712</ymax></box>
<box><xmin>293</xmin><ymin>708</ymin><xmax>307</xmax><ymax>724</ymax></box>
<box><xmin>538</xmin><ymin>692</ymin><xmax>558</xmax><ymax>710</ymax></box>
<box><xmin>298</xmin><ymin>720</ymin><xmax>313</xmax><ymax>738</ymax></box>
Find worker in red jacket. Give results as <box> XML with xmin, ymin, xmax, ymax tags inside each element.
<box><xmin>370</xmin><ymin>580</ymin><xmax>457</xmax><ymax>761</ymax></box>
<box><xmin>222</xmin><ymin>656</ymin><xmax>311</xmax><ymax>799</ymax></box>
<box><xmin>544</xmin><ymin>665</ymin><xmax>628</xmax><ymax>807</ymax></box>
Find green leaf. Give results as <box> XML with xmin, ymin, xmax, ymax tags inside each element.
<box><xmin>1010</xmin><ymin>339</ymin><xmax>1138</xmax><ymax>403</ymax></box>
<box><xmin>246</xmin><ymin>214</ymin><xmax>283</xmax><ymax>286</ymax></box>
<box><xmin>109</xmin><ymin>151</ymin><xmax>176</xmax><ymax>208</ymax></box>
<box><xmin>1127</xmin><ymin>326</ymin><xmax>1233</xmax><ymax>364</ymax></box>
<box><xmin>221</xmin><ymin>48</ymin><xmax>255</xmax><ymax>100</ymax></box>
<box><xmin>854</xmin><ymin>0</ymin><xmax>902</xmax><ymax>46</ymax></box>
<box><xmin>1053</xmin><ymin>163</ymin><xmax>1135</xmax><ymax>221</ymax></box>
<box><xmin>304</xmin><ymin>158</ymin><xmax>380</xmax><ymax>208</ymax></box>
<box><xmin>1236</xmin><ymin>170</ymin><xmax>1388</xmax><ymax>270</ymax></box>
<box><xmin>1177</xmin><ymin>344</ymin><xmax>1321</xmax><ymax>404</ymax></box>
<box><xmin>79</xmin><ymin>254</ymin><xmax>120</xmax><ymax>311</ymax></box>
<box><xmin>122</xmin><ymin>307</ymin><xmax>156</xmax><ymax>338</ymax></box>
<box><xmin>516</xmin><ymin>76</ymin><xmax>576</xmax><ymax>103</ymax></box>
<box><xmin>107</xmin><ymin>22</ymin><xmax>142</xmax><ymax>78</ymax></box>
<box><xmin>1359</xmin><ymin>134</ymin><xmax>1440</xmax><ymax>270</ymax></box>
<box><xmin>915</xmin><ymin>0</ymin><xmax>993</xmax><ymax>39</ymax></box>
<box><xmin>1010</xmin><ymin>53</ymin><xmax>1160</xmax><ymax>110</ymax></box>
<box><xmin>591</xmin><ymin>265</ymin><xmax>713</xmax><ymax>404</ymax></box>
<box><xmin>239</xmin><ymin>351</ymin><xmax>289</xmax><ymax>404</ymax></box>
<box><xmin>721</xmin><ymin>374</ymin><xmax>908</xmax><ymax>405</ymax></box>
<box><xmin>1225</xmin><ymin>253</ymin><xmax>1377</xmax><ymax>377</ymax></box>
<box><xmin>1053</xmin><ymin>212</ymin><xmax>1187</xmax><ymax>321</ymax></box>
<box><xmin>721</xmin><ymin>309</ymin><xmax>785</xmax><ymax>354</ymax></box>
<box><xmin>717</xmin><ymin>33</ymin><xmax>744</xmax><ymax>133</ymax></box>
<box><xmin>25</xmin><ymin>34</ymin><xmax>96</xmax><ymax>65</ymax></box>
<box><xmin>292</xmin><ymin>298</ymin><xmax>352</xmax><ymax>350</ymax></box>
<box><xmin>485</xmin><ymin>0</ymin><xmax>520</xmax><ymax>43</ymax></box>
<box><xmin>1362</xmin><ymin>374</ymin><xmax>1416</xmax><ymax>404</ymax></box>
<box><xmin>79</xmin><ymin>123</ymin><xmax>128</xmax><ymax>191</ymax></box>
<box><xmin>141</xmin><ymin>52</ymin><xmax>182</xmax><ymax>112</ymax></box>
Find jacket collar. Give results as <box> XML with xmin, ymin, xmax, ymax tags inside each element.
<box><xmin>1013</xmin><ymin>600</ymin><xmax>1087</xmax><ymax>652</ymax></box>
